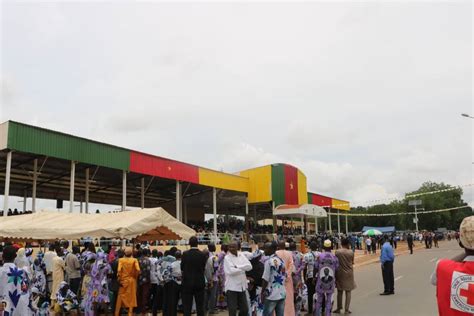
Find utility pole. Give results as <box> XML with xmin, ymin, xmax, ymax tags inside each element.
<box><xmin>408</xmin><ymin>200</ymin><xmax>422</xmax><ymax>232</ymax></box>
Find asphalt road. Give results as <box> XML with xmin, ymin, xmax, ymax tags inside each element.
<box><xmin>349</xmin><ymin>239</ymin><xmax>461</xmax><ymax>316</ymax></box>
<box><xmin>212</xmin><ymin>240</ymin><xmax>460</xmax><ymax>316</ymax></box>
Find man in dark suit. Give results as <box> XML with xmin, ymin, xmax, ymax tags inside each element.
<box><xmin>181</xmin><ymin>236</ymin><xmax>208</xmax><ymax>316</ymax></box>
<box><xmin>407</xmin><ymin>233</ymin><xmax>414</xmax><ymax>254</ymax></box>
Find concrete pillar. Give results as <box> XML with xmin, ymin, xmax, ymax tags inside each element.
<box><xmin>315</xmin><ymin>216</ymin><xmax>319</xmax><ymax>234</ymax></box>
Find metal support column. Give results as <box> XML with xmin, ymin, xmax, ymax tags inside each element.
<box><xmin>345</xmin><ymin>214</ymin><xmax>349</xmax><ymax>234</ymax></box>
<box><xmin>32</xmin><ymin>158</ymin><xmax>37</xmax><ymax>212</ymax></box>
<box><xmin>183</xmin><ymin>200</ymin><xmax>188</xmax><ymax>224</ymax></box>
<box><xmin>3</xmin><ymin>151</ymin><xmax>12</xmax><ymax>217</ymax></box>
<box><xmin>328</xmin><ymin>208</ymin><xmax>332</xmax><ymax>233</ymax></box>
<box><xmin>141</xmin><ymin>177</ymin><xmax>145</xmax><ymax>209</ymax></box>
<box><xmin>176</xmin><ymin>181</ymin><xmax>182</xmax><ymax>221</ymax></box>
<box><xmin>315</xmin><ymin>216</ymin><xmax>319</xmax><ymax>234</ymax></box>
<box><xmin>245</xmin><ymin>196</ymin><xmax>249</xmax><ymax>240</ymax></box>
<box><xmin>272</xmin><ymin>201</ymin><xmax>277</xmax><ymax>233</ymax></box>
<box><xmin>122</xmin><ymin>170</ymin><xmax>127</xmax><ymax>211</ymax></box>
<box><xmin>23</xmin><ymin>190</ymin><xmax>27</xmax><ymax>212</ymax></box>
<box><xmin>85</xmin><ymin>168</ymin><xmax>89</xmax><ymax>214</ymax></box>
<box><xmin>69</xmin><ymin>161</ymin><xmax>75</xmax><ymax>213</ymax></box>
<box><xmin>337</xmin><ymin>210</ymin><xmax>341</xmax><ymax>234</ymax></box>
<box><xmin>213</xmin><ymin>187</ymin><xmax>217</xmax><ymax>243</ymax></box>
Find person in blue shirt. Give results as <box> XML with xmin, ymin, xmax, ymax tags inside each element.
<box><xmin>380</xmin><ymin>235</ymin><xmax>395</xmax><ymax>295</ymax></box>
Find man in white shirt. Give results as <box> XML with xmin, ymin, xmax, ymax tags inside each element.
<box><xmin>43</xmin><ymin>244</ymin><xmax>56</xmax><ymax>295</ymax></box>
<box><xmin>224</xmin><ymin>242</ymin><xmax>252</xmax><ymax>316</ymax></box>
<box><xmin>365</xmin><ymin>237</ymin><xmax>372</xmax><ymax>254</ymax></box>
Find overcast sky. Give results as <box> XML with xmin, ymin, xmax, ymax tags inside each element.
<box><xmin>1</xmin><ymin>1</ymin><xmax>472</xmax><ymax>211</ymax></box>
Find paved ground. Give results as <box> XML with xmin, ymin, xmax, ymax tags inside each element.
<box><xmin>340</xmin><ymin>240</ymin><xmax>459</xmax><ymax>316</ymax></box>
<box><xmin>212</xmin><ymin>240</ymin><xmax>460</xmax><ymax>316</ymax></box>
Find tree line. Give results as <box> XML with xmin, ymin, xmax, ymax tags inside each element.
<box><xmin>335</xmin><ymin>181</ymin><xmax>472</xmax><ymax>232</ymax></box>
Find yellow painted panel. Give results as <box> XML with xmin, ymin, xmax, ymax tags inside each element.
<box><xmin>297</xmin><ymin>170</ymin><xmax>308</xmax><ymax>204</ymax></box>
<box><xmin>331</xmin><ymin>198</ymin><xmax>350</xmax><ymax>211</ymax></box>
<box><xmin>239</xmin><ymin>166</ymin><xmax>272</xmax><ymax>203</ymax></box>
<box><xmin>199</xmin><ymin>168</ymin><xmax>249</xmax><ymax>192</ymax></box>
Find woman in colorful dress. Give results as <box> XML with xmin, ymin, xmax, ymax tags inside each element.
<box><xmin>216</xmin><ymin>244</ymin><xmax>228</xmax><ymax>309</ymax></box>
<box><xmin>82</xmin><ymin>251</ymin><xmax>111</xmax><ymax>316</ymax></box>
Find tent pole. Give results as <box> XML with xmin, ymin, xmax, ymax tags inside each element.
<box><xmin>3</xmin><ymin>151</ymin><xmax>12</xmax><ymax>217</ymax></box>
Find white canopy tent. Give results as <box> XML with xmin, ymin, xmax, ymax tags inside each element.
<box><xmin>0</xmin><ymin>207</ymin><xmax>196</xmax><ymax>241</ymax></box>
<box><xmin>273</xmin><ymin>204</ymin><xmax>328</xmax><ymax>218</ymax></box>
<box><xmin>273</xmin><ymin>204</ymin><xmax>327</xmax><ymax>234</ymax></box>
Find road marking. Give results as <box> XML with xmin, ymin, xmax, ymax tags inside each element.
<box><xmin>395</xmin><ymin>276</ymin><xmax>403</xmax><ymax>282</ymax></box>
<box><xmin>430</xmin><ymin>258</ymin><xmax>438</xmax><ymax>262</ymax></box>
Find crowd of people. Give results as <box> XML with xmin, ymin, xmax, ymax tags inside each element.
<box><xmin>0</xmin><ymin>221</ymin><xmax>462</xmax><ymax>316</ymax></box>
<box><xmin>0</xmin><ymin>233</ymin><xmax>364</xmax><ymax>316</ymax></box>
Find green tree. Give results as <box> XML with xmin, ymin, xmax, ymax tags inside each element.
<box><xmin>347</xmin><ymin>181</ymin><xmax>472</xmax><ymax>232</ymax></box>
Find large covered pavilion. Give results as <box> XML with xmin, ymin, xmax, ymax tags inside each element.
<box><xmin>0</xmin><ymin>121</ymin><xmax>350</xmax><ymax>240</ymax></box>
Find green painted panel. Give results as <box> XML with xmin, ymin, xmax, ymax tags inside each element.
<box><xmin>7</xmin><ymin>121</ymin><xmax>130</xmax><ymax>170</ymax></box>
<box><xmin>271</xmin><ymin>164</ymin><xmax>285</xmax><ymax>207</ymax></box>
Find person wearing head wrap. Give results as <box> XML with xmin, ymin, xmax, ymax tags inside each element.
<box><xmin>431</xmin><ymin>216</ymin><xmax>474</xmax><ymax>315</ymax></box>
<box><xmin>32</xmin><ymin>257</ymin><xmax>47</xmax><ymax>296</ymax></box>
<box><xmin>0</xmin><ymin>245</ymin><xmax>34</xmax><ymax>316</ymax></box>
<box><xmin>246</xmin><ymin>249</ymin><xmax>264</xmax><ymax>316</ymax></box>
<box><xmin>56</xmin><ymin>281</ymin><xmax>79</xmax><ymax>313</ymax></box>
<box><xmin>290</xmin><ymin>242</ymin><xmax>304</xmax><ymax>316</ymax></box>
<box><xmin>216</xmin><ymin>245</ymin><xmax>228</xmax><ymax>309</ymax></box>
<box><xmin>303</xmin><ymin>241</ymin><xmax>321</xmax><ymax>315</ymax></box>
<box><xmin>82</xmin><ymin>251</ymin><xmax>111</xmax><ymax>316</ymax></box>
<box><xmin>115</xmin><ymin>247</ymin><xmax>140</xmax><ymax>316</ymax></box>
<box><xmin>314</xmin><ymin>240</ymin><xmax>339</xmax><ymax>316</ymax></box>
<box><xmin>275</xmin><ymin>241</ymin><xmax>295</xmax><ymax>316</ymax></box>
<box><xmin>80</xmin><ymin>252</ymin><xmax>97</xmax><ymax>303</ymax></box>
<box><xmin>14</xmin><ymin>248</ymin><xmax>30</xmax><ymax>272</ymax></box>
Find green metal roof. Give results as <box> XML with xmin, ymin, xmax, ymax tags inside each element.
<box><xmin>6</xmin><ymin>121</ymin><xmax>130</xmax><ymax>170</ymax></box>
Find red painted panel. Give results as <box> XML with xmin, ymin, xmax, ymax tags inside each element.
<box><xmin>130</xmin><ymin>152</ymin><xmax>199</xmax><ymax>183</ymax></box>
<box><xmin>311</xmin><ymin>194</ymin><xmax>332</xmax><ymax>207</ymax></box>
<box><xmin>284</xmin><ymin>165</ymin><xmax>299</xmax><ymax>205</ymax></box>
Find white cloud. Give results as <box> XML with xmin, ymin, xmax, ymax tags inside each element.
<box><xmin>0</xmin><ymin>1</ymin><xmax>472</xmax><ymax>210</ymax></box>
